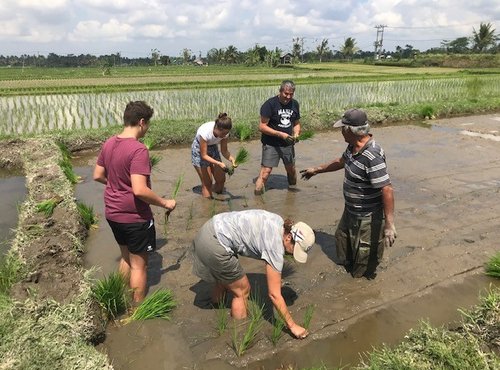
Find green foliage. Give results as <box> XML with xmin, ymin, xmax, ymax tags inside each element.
<box><xmin>270</xmin><ymin>313</ymin><xmax>286</xmax><ymax>346</ymax></box>
<box><xmin>76</xmin><ymin>201</ymin><xmax>97</xmax><ymax>229</ymax></box>
<box><xmin>418</xmin><ymin>104</ymin><xmax>435</xmax><ymax>119</ymax></box>
<box><xmin>231</xmin><ymin>296</ymin><xmax>265</xmax><ymax>356</ymax></box>
<box><xmin>128</xmin><ymin>289</ymin><xmax>176</xmax><ymax>321</ymax></box>
<box><xmin>215</xmin><ymin>294</ymin><xmax>228</xmax><ymax>336</ymax></box>
<box><xmin>91</xmin><ymin>271</ymin><xmax>130</xmax><ymax>320</ymax></box>
<box><xmin>234</xmin><ymin>123</ymin><xmax>253</xmax><ymax>141</ymax></box>
<box><xmin>303</xmin><ymin>304</ymin><xmax>315</xmax><ymax>330</ymax></box>
<box><xmin>0</xmin><ymin>253</ymin><xmax>23</xmax><ymax>294</ymax></box>
<box><xmin>234</xmin><ymin>147</ymin><xmax>249</xmax><ymax>166</ymax></box>
<box><xmin>35</xmin><ymin>198</ymin><xmax>59</xmax><ymax>217</ymax></box>
<box><xmin>171</xmin><ymin>173</ymin><xmax>184</xmax><ymax>199</ymax></box>
<box><xmin>56</xmin><ymin>141</ymin><xmax>72</xmax><ymax>162</ymax></box>
<box><xmin>149</xmin><ymin>153</ymin><xmax>162</xmax><ymax>168</ymax></box>
<box><xmin>142</xmin><ymin>136</ymin><xmax>155</xmax><ymax>150</ymax></box>
<box><xmin>466</xmin><ymin>77</ymin><xmax>483</xmax><ymax>99</ymax></box>
<box><xmin>297</xmin><ymin>130</ymin><xmax>314</xmax><ymax>141</ymax></box>
<box><xmin>356</xmin><ymin>287</ymin><xmax>500</xmax><ymax>370</ymax></box>
<box><xmin>59</xmin><ymin>157</ymin><xmax>80</xmax><ymax>185</ymax></box>
<box><xmin>485</xmin><ymin>252</ymin><xmax>500</xmax><ymax>278</ymax></box>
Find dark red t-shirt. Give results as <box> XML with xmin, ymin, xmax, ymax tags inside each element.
<box><xmin>97</xmin><ymin>136</ymin><xmax>153</xmax><ymax>223</ymax></box>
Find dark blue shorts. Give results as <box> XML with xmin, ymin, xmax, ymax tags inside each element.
<box><xmin>107</xmin><ymin>219</ymin><xmax>156</xmax><ymax>254</ymax></box>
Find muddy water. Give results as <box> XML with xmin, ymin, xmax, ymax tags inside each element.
<box><xmin>74</xmin><ymin>113</ymin><xmax>500</xmax><ymax>369</ymax></box>
<box><xmin>0</xmin><ymin>171</ymin><xmax>25</xmax><ymax>256</ymax></box>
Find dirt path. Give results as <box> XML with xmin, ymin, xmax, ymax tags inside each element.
<box><xmin>75</xmin><ymin>113</ymin><xmax>500</xmax><ymax>369</ymax></box>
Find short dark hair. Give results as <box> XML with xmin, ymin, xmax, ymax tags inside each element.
<box><xmin>123</xmin><ymin>101</ymin><xmax>154</xmax><ymax>127</ymax></box>
<box><xmin>280</xmin><ymin>80</ymin><xmax>295</xmax><ymax>92</ymax></box>
<box><xmin>215</xmin><ymin>112</ymin><xmax>232</xmax><ymax>130</ymax></box>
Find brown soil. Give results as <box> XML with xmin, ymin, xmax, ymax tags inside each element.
<box><xmin>70</xmin><ymin>113</ymin><xmax>500</xmax><ymax>368</ymax></box>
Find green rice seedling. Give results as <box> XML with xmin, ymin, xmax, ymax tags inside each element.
<box><xmin>485</xmin><ymin>252</ymin><xmax>500</xmax><ymax>278</ymax></box>
<box><xmin>234</xmin><ymin>123</ymin><xmax>253</xmax><ymax>141</ymax></box>
<box><xmin>35</xmin><ymin>198</ymin><xmax>59</xmax><ymax>217</ymax></box>
<box><xmin>215</xmin><ymin>294</ymin><xmax>228</xmax><ymax>336</ymax></box>
<box><xmin>210</xmin><ymin>199</ymin><xmax>217</xmax><ymax>217</ymax></box>
<box><xmin>91</xmin><ymin>271</ymin><xmax>130</xmax><ymax>320</ymax></box>
<box><xmin>164</xmin><ymin>173</ymin><xmax>184</xmax><ymax>236</ymax></box>
<box><xmin>56</xmin><ymin>141</ymin><xmax>72</xmax><ymax>162</ymax></box>
<box><xmin>270</xmin><ymin>313</ymin><xmax>286</xmax><ymax>346</ymax></box>
<box><xmin>186</xmin><ymin>200</ymin><xmax>194</xmax><ymax>231</ymax></box>
<box><xmin>149</xmin><ymin>153</ymin><xmax>162</xmax><ymax>168</ymax></box>
<box><xmin>76</xmin><ymin>201</ymin><xmax>97</xmax><ymax>229</ymax></box>
<box><xmin>227</xmin><ymin>147</ymin><xmax>250</xmax><ymax>176</ymax></box>
<box><xmin>296</xmin><ymin>130</ymin><xmax>314</xmax><ymax>141</ymax></box>
<box><xmin>59</xmin><ymin>157</ymin><xmax>80</xmax><ymax>184</ymax></box>
<box><xmin>303</xmin><ymin>304</ymin><xmax>315</xmax><ymax>330</ymax></box>
<box><xmin>142</xmin><ymin>136</ymin><xmax>155</xmax><ymax>150</ymax></box>
<box><xmin>231</xmin><ymin>299</ymin><xmax>265</xmax><ymax>356</ymax></box>
<box><xmin>127</xmin><ymin>288</ymin><xmax>176</xmax><ymax>322</ymax></box>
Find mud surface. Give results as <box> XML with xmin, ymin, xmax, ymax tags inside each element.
<box><xmin>74</xmin><ymin>114</ymin><xmax>500</xmax><ymax>369</ymax></box>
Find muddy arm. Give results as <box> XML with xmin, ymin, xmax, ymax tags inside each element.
<box><xmin>266</xmin><ymin>264</ymin><xmax>308</xmax><ymax>339</ymax></box>
<box><xmin>131</xmin><ymin>174</ymin><xmax>176</xmax><ymax>210</ymax></box>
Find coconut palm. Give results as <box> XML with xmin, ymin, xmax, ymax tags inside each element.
<box><xmin>472</xmin><ymin>22</ymin><xmax>498</xmax><ymax>53</ymax></box>
<box><xmin>225</xmin><ymin>45</ymin><xmax>239</xmax><ymax>64</ymax></box>
<box><xmin>340</xmin><ymin>37</ymin><xmax>358</xmax><ymax>61</ymax></box>
<box><xmin>316</xmin><ymin>38</ymin><xmax>331</xmax><ymax>62</ymax></box>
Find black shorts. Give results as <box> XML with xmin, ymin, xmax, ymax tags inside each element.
<box><xmin>107</xmin><ymin>219</ymin><xmax>156</xmax><ymax>254</ymax></box>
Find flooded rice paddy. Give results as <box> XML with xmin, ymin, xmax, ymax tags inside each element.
<box><xmin>72</xmin><ymin>114</ymin><xmax>500</xmax><ymax>369</ymax></box>
<box><xmin>0</xmin><ymin>171</ymin><xmax>25</xmax><ymax>256</ymax></box>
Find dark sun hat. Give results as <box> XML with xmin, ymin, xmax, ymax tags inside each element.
<box><xmin>334</xmin><ymin>108</ymin><xmax>368</xmax><ymax>128</ymax></box>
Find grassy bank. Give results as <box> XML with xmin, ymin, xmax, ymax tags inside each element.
<box><xmin>0</xmin><ymin>139</ymin><xmax>110</xmax><ymax>369</ymax></box>
<box><xmin>355</xmin><ymin>286</ymin><xmax>500</xmax><ymax>369</ymax></box>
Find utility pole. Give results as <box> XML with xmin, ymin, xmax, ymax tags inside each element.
<box><xmin>301</xmin><ymin>37</ymin><xmax>304</xmax><ymax>63</ymax></box>
<box><xmin>374</xmin><ymin>25</ymin><xmax>387</xmax><ymax>60</ymax></box>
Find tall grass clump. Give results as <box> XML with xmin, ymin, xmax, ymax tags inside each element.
<box><xmin>419</xmin><ymin>104</ymin><xmax>435</xmax><ymax>119</ymax></box>
<box><xmin>234</xmin><ymin>123</ymin><xmax>253</xmax><ymax>141</ymax></box>
<box><xmin>0</xmin><ymin>253</ymin><xmax>23</xmax><ymax>294</ymax></box>
<box><xmin>35</xmin><ymin>198</ymin><xmax>59</xmax><ymax>217</ymax></box>
<box><xmin>303</xmin><ymin>304</ymin><xmax>315</xmax><ymax>330</ymax></box>
<box><xmin>91</xmin><ymin>271</ymin><xmax>130</xmax><ymax>320</ymax></box>
<box><xmin>56</xmin><ymin>141</ymin><xmax>72</xmax><ymax>162</ymax></box>
<box><xmin>356</xmin><ymin>287</ymin><xmax>500</xmax><ymax>369</ymax></box>
<box><xmin>127</xmin><ymin>288</ymin><xmax>176</xmax><ymax>322</ymax></box>
<box><xmin>231</xmin><ymin>295</ymin><xmax>265</xmax><ymax>356</ymax></box>
<box><xmin>485</xmin><ymin>252</ymin><xmax>500</xmax><ymax>278</ymax></box>
<box><xmin>76</xmin><ymin>201</ymin><xmax>97</xmax><ymax>229</ymax></box>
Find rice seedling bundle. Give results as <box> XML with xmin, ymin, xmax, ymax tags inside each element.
<box><xmin>127</xmin><ymin>288</ymin><xmax>176</xmax><ymax>322</ymax></box>
<box><xmin>296</xmin><ymin>130</ymin><xmax>314</xmax><ymax>141</ymax></box>
<box><xmin>35</xmin><ymin>198</ymin><xmax>59</xmax><ymax>217</ymax></box>
<box><xmin>227</xmin><ymin>147</ymin><xmax>249</xmax><ymax>176</ymax></box>
<box><xmin>303</xmin><ymin>304</ymin><xmax>315</xmax><ymax>330</ymax></box>
<box><xmin>76</xmin><ymin>201</ymin><xmax>97</xmax><ymax>229</ymax></box>
<box><xmin>91</xmin><ymin>271</ymin><xmax>130</xmax><ymax>320</ymax></box>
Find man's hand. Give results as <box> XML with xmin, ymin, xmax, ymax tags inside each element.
<box><xmin>383</xmin><ymin>224</ymin><xmax>397</xmax><ymax>248</ymax></box>
<box><xmin>300</xmin><ymin>168</ymin><xmax>316</xmax><ymax>180</ymax></box>
<box><xmin>284</xmin><ymin>135</ymin><xmax>295</xmax><ymax>145</ymax></box>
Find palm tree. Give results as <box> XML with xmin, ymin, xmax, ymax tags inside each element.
<box><xmin>316</xmin><ymin>38</ymin><xmax>331</xmax><ymax>62</ymax></box>
<box><xmin>225</xmin><ymin>45</ymin><xmax>239</xmax><ymax>64</ymax></box>
<box><xmin>340</xmin><ymin>37</ymin><xmax>358</xmax><ymax>61</ymax></box>
<box><xmin>472</xmin><ymin>22</ymin><xmax>498</xmax><ymax>53</ymax></box>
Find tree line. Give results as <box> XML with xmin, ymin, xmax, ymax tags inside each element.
<box><xmin>1</xmin><ymin>22</ymin><xmax>497</xmax><ymax>68</ymax></box>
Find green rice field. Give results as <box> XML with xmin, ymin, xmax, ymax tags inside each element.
<box><xmin>0</xmin><ymin>63</ymin><xmax>499</xmax><ymax>136</ymax></box>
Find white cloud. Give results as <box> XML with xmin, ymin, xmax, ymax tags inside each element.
<box><xmin>0</xmin><ymin>0</ymin><xmax>498</xmax><ymax>56</ymax></box>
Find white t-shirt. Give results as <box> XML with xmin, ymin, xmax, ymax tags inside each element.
<box><xmin>195</xmin><ymin>121</ymin><xmax>229</xmax><ymax>146</ymax></box>
<box><xmin>213</xmin><ymin>210</ymin><xmax>285</xmax><ymax>272</ymax></box>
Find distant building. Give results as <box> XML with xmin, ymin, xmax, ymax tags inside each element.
<box><xmin>193</xmin><ymin>58</ymin><xmax>208</xmax><ymax>66</ymax></box>
<box><xmin>280</xmin><ymin>52</ymin><xmax>293</xmax><ymax>64</ymax></box>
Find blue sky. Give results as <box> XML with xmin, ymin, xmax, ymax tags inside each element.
<box><xmin>0</xmin><ymin>0</ymin><xmax>498</xmax><ymax>57</ymax></box>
